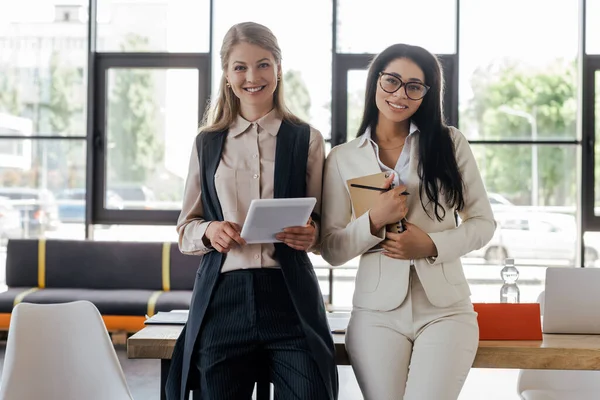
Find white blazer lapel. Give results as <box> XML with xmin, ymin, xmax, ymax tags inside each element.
<box><xmin>352</xmin><ymin>140</ymin><xmax>383</xmax><ymax>178</ymax></box>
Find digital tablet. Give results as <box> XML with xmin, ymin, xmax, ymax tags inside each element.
<box><xmin>240</xmin><ymin>197</ymin><xmax>317</xmax><ymax>244</ymax></box>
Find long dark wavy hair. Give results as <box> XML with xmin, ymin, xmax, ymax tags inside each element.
<box><xmin>356</xmin><ymin>43</ymin><xmax>464</xmax><ymax>221</ymax></box>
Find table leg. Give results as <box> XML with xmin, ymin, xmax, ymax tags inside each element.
<box><xmin>160</xmin><ymin>359</ymin><xmax>171</xmax><ymax>400</ymax></box>
<box><xmin>256</xmin><ymin>380</ymin><xmax>270</xmax><ymax>400</ymax></box>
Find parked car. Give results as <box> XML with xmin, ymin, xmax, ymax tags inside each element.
<box><xmin>108</xmin><ymin>184</ymin><xmax>156</xmax><ymax>210</ymax></box>
<box><xmin>488</xmin><ymin>192</ymin><xmax>514</xmax><ymax>208</ymax></box>
<box><xmin>478</xmin><ymin>211</ymin><xmax>597</xmax><ymax>264</ymax></box>
<box><xmin>56</xmin><ymin>188</ymin><xmax>124</xmax><ymax>223</ymax></box>
<box><xmin>0</xmin><ymin>196</ymin><xmax>23</xmax><ymax>245</ymax></box>
<box><xmin>0</xmin><ymin>188</ymin><xmax>60</xmax><ymax>237</ymax></box>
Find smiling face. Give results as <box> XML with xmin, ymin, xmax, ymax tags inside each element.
<box><xmin>225</xmin><ymin>42</ymin><xmax>280</xmax><ymax>118</ymax></box>
<box><xmin>375</xmin><ymin>57</ymin><xmax>426</xmax><ymax>125</ymax></box>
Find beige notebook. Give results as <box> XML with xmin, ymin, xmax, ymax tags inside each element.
<box><xmin>346</xmin><ymin>171</ymin><xmax>403</xmax><ymax>234</ymax></box>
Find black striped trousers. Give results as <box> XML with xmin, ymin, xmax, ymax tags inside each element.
<box><xmin>194</xmin><ymin>268</ymin><xmax>328</xmax><ymax>400</ymax></box>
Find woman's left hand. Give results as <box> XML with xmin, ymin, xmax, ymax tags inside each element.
<box><xmin>381</xmin><ymin>221</ymin><xmax>438</xmax><ymax>260</ymax></box>
<box><xmin>275</xmin><ymin>218</ymin><xmax>316</xmax><ymax>251</ymax></box>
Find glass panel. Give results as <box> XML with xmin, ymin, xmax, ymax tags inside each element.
<box><xmin>93</xmin><ymin>225</ymin><xmax>176</xmax><ymax>242</ymax></box>
<box><xmin>469</xmin><ymin>144</ymin><xmax>577</xmax><ymax>302</ymax></box>
<box><xmin>337</xmin><ymin>0</ymin><xmax>456</xmax><ymax>54</ymax></box>
<box><xmin>97</xmin><ymin>0</ymin><xmax>210</xmax><ymax>53</ymax></box>
<box><xmin>0</xmin><ymin>1</ymin><xmax>88</xmax><ymax>136</ymax></box>
<box><xmin>587</xmin><ymin>0</ymin><xmax>600</xmax><ymax>54</ymax></box>
<box><xmin>105</xmin><ymin>68</ymin><xmax>199</xmax><ymax>210</ymax></box>
<box><xmin>459</xmin><ymin>0</ymin><xmax>578</xmax><ymax>140</ymax></box>
<box><xmin>0</xmin><ymin>138</ymin><xmax>86</xmax><ymax>243</ymax></box>
<box><xmin>212</xmin><ymin>0</ymin><xmax>333</xmax><ymax>139</ymax></box>
<box><xmin>347</xmin><ymin>70</ymin><xmax>368</xmax><ymax>140</ymax></box>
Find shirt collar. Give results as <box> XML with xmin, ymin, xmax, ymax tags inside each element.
<box><xmin>358</xmin><ymin>121</ymin><xmax>420</xmax><ymax>147</ymax></box>
<box><xmin>229</xmin><ymin>108</ymin><xmax>283</xmax><ymax>138</ymax></box>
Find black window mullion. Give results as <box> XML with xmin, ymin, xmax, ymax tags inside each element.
<box><xmin>582</xmin><ymin>56</ymin><xmax>600</xmax><ymax>231</ymax></box>
<box><xmin>0</xmin><ymin>136</ymin><xmax>86</xmax><ymax>140</ymax></box>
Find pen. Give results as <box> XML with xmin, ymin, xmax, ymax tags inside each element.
<box><xmin>350</xmin><ymin>183</ymin><xmax>410</xmax><ymax>195</ymax></box>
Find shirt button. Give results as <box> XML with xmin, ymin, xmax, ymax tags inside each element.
<box><xmin>253</xmin><ymin>174</ymin><xmax>259</xmax><ymax>179</ymax></box>
<box><xmin>254</xmin><ymin>254</ymin><xmax>260</xmax><ymax>259</ymax></box>
<box><xmin>252</xmin><ymin>154</ymin><xmax>258</xmax><ymax>159</ymax></box>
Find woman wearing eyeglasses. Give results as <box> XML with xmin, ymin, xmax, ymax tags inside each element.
<box><xmin>320</xmin><ymin>44</ymin><xmax>495</xmax><ymax>399</ymax></box>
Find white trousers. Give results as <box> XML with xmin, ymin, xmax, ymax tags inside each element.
<box><xmin>346</xmin><ymin>266</ymin><xmax>479</xmax><ymax>400</ymax></box>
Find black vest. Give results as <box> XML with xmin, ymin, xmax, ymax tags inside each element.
<box><xmin>166</xmin><ymin>120</ymin><xmax>339</xmax><ymax>400</ymax></box>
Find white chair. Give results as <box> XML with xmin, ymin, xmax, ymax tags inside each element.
<box><xmin>517</xmin><ymin>291</ymin><xmax>600</xmax><ymax>400</ymax></box>
<box><xmin>0</xmin><ymin>301</ymin><xmax>134</xmax><ymax>400</ymax></box>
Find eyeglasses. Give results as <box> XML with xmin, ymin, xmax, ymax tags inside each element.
<box><xmin>378</xmin><ymin>72</ymin><xmax>430</xmax><ymax>101</ymax></box>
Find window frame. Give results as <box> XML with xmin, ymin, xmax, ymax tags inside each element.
<box><xmin>91</xmin><ymin>53</ymin><xmax>211</xmax><ymax>225</ymax></box>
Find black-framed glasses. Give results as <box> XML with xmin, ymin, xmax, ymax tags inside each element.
<box><xmin>378</xmin><ymin>72</ymin><xmax>430</xmax><ymax>100</ymax></box>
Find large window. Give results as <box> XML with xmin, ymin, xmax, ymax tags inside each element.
<box><xmin>0</xmin><ymin>1</ymin><xmax>88</xmax><ymax>255</ymax></box>
<box><xmin>92</xmin><ymin>0</ymin><xmax>212</xmax><ymax>225</ymax></box>
<box><xmin>457</xmin><ymin>0</ymin><xmax>581</xmax><ymax>304</ymax></box>
<box><xmin>93</xmin><ymin>55</ymin><xmax>210</xmax><ymax>225</ymax></box>
<box><xmin>0</xmin><ymin>0</ymin><xmax>597</xmax><ymax>303</ymax></box>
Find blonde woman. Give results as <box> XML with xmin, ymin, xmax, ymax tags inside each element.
<box><xmin>165</xmin><ymin>22</ymin><xmax>338</xmax><ymax>400</ymax></box>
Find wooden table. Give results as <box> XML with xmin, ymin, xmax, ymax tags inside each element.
<box><xmin>127</xmin><ymin>320</ymin><xmax>600</xmax><ymax>399</ymax></box>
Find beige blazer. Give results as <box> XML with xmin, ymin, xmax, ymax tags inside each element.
<box><xmin>320</xmin><ymin>127</ymin><xmax>496</xmax><ymax>309</ymax></box>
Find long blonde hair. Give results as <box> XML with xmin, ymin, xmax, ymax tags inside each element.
<box><xmin>201</xmin><ymin>22</ymin><xmax>304</xmax><ymax>133</ymax></box>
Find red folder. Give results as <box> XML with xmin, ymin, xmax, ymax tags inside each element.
<box><xmin>473</xmin><ymin>303</ymin><xmax>542</xmax><ymax>340</ymax></box>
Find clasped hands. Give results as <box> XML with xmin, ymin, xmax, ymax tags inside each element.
<box><xmin>369</xmin><ymin>173</ymin><xmax>437</xmax><ymax>260</ymax></box>
<box><xmin>204</xmin><ymin>218</ymin><xmax>316</xmax><ymax>253</ymax></box>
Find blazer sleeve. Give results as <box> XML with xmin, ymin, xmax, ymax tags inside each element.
<box><xmin>426</xmin><ymin>128</ymin><xmax>496</xmax><ymax>264</ymax></box>
<box><xmin>320</xmin><ymin>147</ymin><xmax>386</xmax><ymax>266</ymax></box>
<box><xmin>305</xmin><ymin>126</ymin><xmax>325</xmax><ymax>254</ymax></box>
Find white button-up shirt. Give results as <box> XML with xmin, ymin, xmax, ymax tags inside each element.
<box><xmin>357</xmin><ymin>121</ymin><xmax>420</xmax><ymax>187</ymax></box>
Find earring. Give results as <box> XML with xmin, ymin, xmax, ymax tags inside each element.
<box><xmin>277</xmin><ymin>75</ymin><xmax>281</xmax><ymax>81</ymax></box>
<box><xmin>226</xmin><ymin>82</ymin><xmax>231</xmax><ymax>88</ymax></box>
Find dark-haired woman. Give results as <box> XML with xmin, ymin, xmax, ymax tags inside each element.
<box><xmin>320</xmin><ymin>43</ymin><xmax>495</xmax><ymax>400</ymax></box>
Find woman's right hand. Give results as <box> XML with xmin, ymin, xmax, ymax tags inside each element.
<box><xmin>369</xmin><ymin>173</ymin><xmax>409</xmax><ymax>234</ymax></box>
<box><xmin>204</xmin><ymin>221</ymin><xmax>247</xmax><ymax>253</ymax></box>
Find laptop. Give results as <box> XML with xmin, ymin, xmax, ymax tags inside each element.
<box><xmin>543</xmin><ymin>267</ymin><xmax>600</xmax><ymax>334</ymax></box>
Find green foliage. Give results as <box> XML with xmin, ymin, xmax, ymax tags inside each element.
<box><xmin>283</xmin><ymin>70</ymin><xmax>311</xmax><ymax>121</ymax></box>
<box><xmin>48</xmin><ymin>51</ymin><xmax>79</xmax><ymax>135</ymax></box>
<box><xmin>0</xmin><ymin>68</ymin><xmax>20</xmax><ymax>115</ymax></box>
<box><xmin>107</xmin><ymin>33</ymin><xmax>160</xmax><ymax>184</ymax></box>
<box><xmin>462</xmin><ymin>59</ymin><xmax>578</xmax><ymax>206</ymax></box>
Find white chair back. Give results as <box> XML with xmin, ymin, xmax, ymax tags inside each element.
<box><xmin>0</xmin><ymin>301</ymin><xmax>133</xmax><ymax>400</ymax></box>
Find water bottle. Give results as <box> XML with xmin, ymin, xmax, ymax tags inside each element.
<box><xmin>500</xmin><ymin>258</ymin><xmax>520</xmax><ymax>303</ymax></box>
